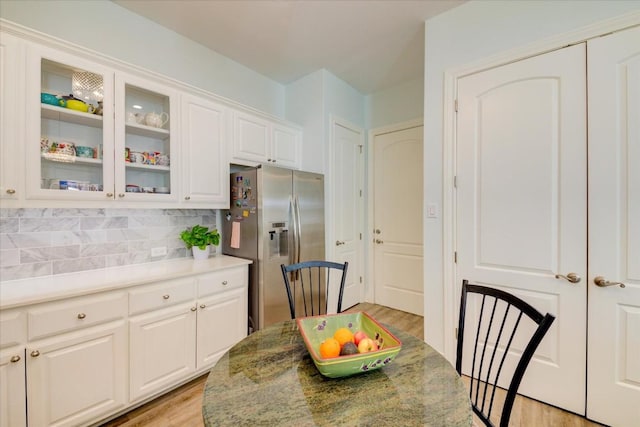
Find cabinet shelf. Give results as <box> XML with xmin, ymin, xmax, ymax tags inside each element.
<box><xmin>41</xmin><ymin>153</ymin><xmax>102</xmax><ymax>166</ymax></box>
<box><xmin>125</xmin><ymin>162</ymin><xmax>170</xmax><ymax>173</ymax></box>
<box><xmin>41</xmin><ymin>103</ymin><xmax>103</xmax><ymax>128</ymax></box>
<box><xmin>126</xmin><ymin>122</ymin><xmax>170</xmax><ymax>140</ymax></box>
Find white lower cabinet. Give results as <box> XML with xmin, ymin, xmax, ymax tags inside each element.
<box><xmin>129</xmin><ymin>303</ymin><xmax>197</xmax><ymax>402</ymax></box>
<box><xmin>0</xmin><ymin>261</ymin><xmax>248</xmax><ymax>426</ymax></box>
<box><xmin>26</xmin><ymin>321</ymin><xmax>127</xmax><ymax>427</ymax></box>
<box><xmin>0</xmin><ymin>347</ymin><xmax>26</xmax><ymax>427</ymax></box>
<box><xmin>197</xmin><ymin>287</ymin><xmax>247</xmax><ymax>368</ymax></box>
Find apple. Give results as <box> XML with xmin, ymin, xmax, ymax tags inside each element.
<box><xmin>357</xmin><ymin>337</ymin><xmax>379</xmax><ymax>353</ymax></box>
<box><xmin>353</xmin><ymin>330</ymin><xmax>369</xmax><ymax>346</ymax></box>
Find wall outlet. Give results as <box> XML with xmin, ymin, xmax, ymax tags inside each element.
<box><xmin>151</xmin><ymin>246</ymin><xmax>167</xmax><ymax>257</ymax></box>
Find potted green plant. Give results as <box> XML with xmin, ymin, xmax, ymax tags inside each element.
<box><xmin>180</xmin><ymin>225</ymin><xmax>220</xmax><ymax>260</ymax></box>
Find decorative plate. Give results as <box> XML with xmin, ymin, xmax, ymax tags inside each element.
<box><xmin>297</xmin><ymin>312</ymin><xmax>402</xmax><ymax>378</ymax></box>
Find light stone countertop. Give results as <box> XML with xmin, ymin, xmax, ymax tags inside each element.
<box><xmin>0</xmin><ymin>255</ymin><xmax>252</xmax><ymax>309</ymax></box>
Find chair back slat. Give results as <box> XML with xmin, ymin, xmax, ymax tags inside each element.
<box><xmin>280</xmin><ymin>261</ymin><xmax>348</xmax><ymax>319</ymax></box>
<box><xmin>456</xmin><ymin>280</ymin><xmax>555</xmax><ymax>427</ymax></box>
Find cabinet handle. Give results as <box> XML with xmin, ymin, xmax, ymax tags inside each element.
<box><xmin>30</xmin><ymin>350</ymin><xmax>40</xmax><ymax>357</ymax></box>
<box><xmin>190</xmin><ymin>306</ymin><xmax>197</xmax><ymax>312</ymax></box>
<box><xmin>106</xmin><ymin>193</ymin><xmax>114</xmax><ymax>198</ymax></box>
<box><xmin>77</xmin><ymin>313</ymin><xmax>86</xmax><ymax>319</ymax></box>
<box><xmin>336</xmin><ymin>240</ymin><xmax>345</xmax><ymax>246</ymax></box>
<box><xmin>6</xmin><ymin>189</ymin><xmax>16</xmax><ymax>195</ymax></box>
<box><xmin>185</xmin><ymin>196</ymin><xmax>191</xmax><ymax>201</ymax></box>
<box><xmin>10</xmin><ymin>355</ymin><xmax>21</xmax><ymax>363</ymax></box>
<box><xmin>222</xmin><ymin>280</ymin><xmax>228</xmax><ymax>286</ymax></box>
<box><xmin>118</xmin><ymin>193</ymin><xmax>125</xmax><ymax>198</ymax></box>
<box><xmin>163</xmin><ymin>294</ymin><xmax>170</xmax><ymax>299</ymax></box>
<box><xmin>200</xmin><ymin>304</ymin><xmax>206</xmax><ymax>309</ymax></box>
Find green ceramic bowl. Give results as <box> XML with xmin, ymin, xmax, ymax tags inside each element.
<box><xmin>297</xmin><ymin>312</ymin><xmax>402</xmax><ymax>378</ymax></box>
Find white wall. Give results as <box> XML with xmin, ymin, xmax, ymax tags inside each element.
<box><xmin>423</xmin><ymin>0</ymin><xmax>640</xmax><ymax>355</ymax></box>
<box><xmin>365</xmin><ymin>77</ymin><xmax>423</xmax><ymax>129</ymax></box>
<box><xmin>0</xmin><ymin>0</ymin><xmax>285</xmax><ymax>116</ymax></box>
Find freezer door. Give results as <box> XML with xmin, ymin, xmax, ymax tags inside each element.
<box><xmin>293</xmin><ymin>170</ymin><xmax>325</xmax><ymax>263</ymax></box>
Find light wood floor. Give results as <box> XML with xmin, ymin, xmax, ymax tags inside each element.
<box><xmin>101</xmin><ymin>303</ymin><xmax>600</xmax><ymax>427</ymax></box>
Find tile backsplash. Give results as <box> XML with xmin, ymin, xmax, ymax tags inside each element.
<box><xmin>0</xmin><ymin>208</ymin><xmax>221</xmax><ymax>282</ymax></box>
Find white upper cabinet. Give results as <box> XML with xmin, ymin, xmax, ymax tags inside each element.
<box><xmin>232</xmin><ymin>109</ymin><xmax>301</xmax><ymax>169</ymax></box>
<box><xmin>0</xmin><ymin>33</ymin><xmax>24</xmax><ymax>204</ymax></box>
<box><xmin>181</xmin><ymin>93</ymin><xmax>229</xmax><ymax>207</ymax></box>
<box><xmin>25</xmin><ymin>42</ymin><xmax>115</xmax><ymax>203</ymax></box>
<box><xmin>23</xmin><ymin>42</ymin><xmax>182</xmax><ymax>206</ymax></box>
<box><xmin>115</xmin><ymin>72</ymin><xmax>178</xmax><ymax>203</ymax></box>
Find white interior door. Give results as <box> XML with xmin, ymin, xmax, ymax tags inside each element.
<box><xmin>373</xmin><ymin>126</ymin><xmax>423</xmax><ymax>315</ymax></box>
<box><xmin>456</xmin><ymin>44</ymin><xmax>586</xmax><ymax>414</ymax></box>
<box><xmin>587</xmin><ymin>25</ymin><xmax>640</xmax><ymax>426</ymax></box>
<box><xmin>332</xmin><ymin>119</ymin><xmax>364</xmax><ymax>310</ymax></box>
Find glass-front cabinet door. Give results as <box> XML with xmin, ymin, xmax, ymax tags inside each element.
<box><xmin>114</xmin><ymin>73</ymin><xmax>177</xmax><ymax>202</ymax></box>
<box><xmin>25</xmin><ymin>43</ymin><xmax>114</xmax><ymax>201</ymax></box>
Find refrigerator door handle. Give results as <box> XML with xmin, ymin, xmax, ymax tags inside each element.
<box><xmin>294</xmin><ymin>195</ymin><xmax>302</xmax><ymax>264</ymax></box>
<box><xmin>289</xmin><ymin>195</ymin><xmax>297</xmax><ymax>266</ymax></box>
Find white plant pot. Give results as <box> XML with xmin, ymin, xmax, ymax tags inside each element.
<box><xmin>191</xmin><ymin>246</ymin><xmax>211</xmax><ymax>260</ymax></box>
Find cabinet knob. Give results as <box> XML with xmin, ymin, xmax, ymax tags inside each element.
<box><xmin>106</xmin><ymin>193</ymin><xmax>114</xmax><ymax>198</ymax></box>
<box><xmin>185</xmin><ymin>196</ymin><xmax>191</xmax><ymax>201</ymax></box>
<box><xmin>10</xmin><ymin>355</ymin><xmax>21</xmax><ymax>363</ymax></box>
<box><xmin>222</xmin><ymin>280</ymin><xmax>228</xmax><ymax>286</ymax></box>
<box><xmin>200</xmin><ymin>304</ymin><xmax>206</xmax><ymax>309</ymax></box>
<box><xmin>163</xmin><ymin>294</ymin><xmax>170</xmax><ymax>299</ymax></box>
<box><xmin>6</xmin><ymin>188</ymin><xmax>16</xmax><ymax>195</ymax></box>
<box><xmin>118</xmin><ymin>193</ymin><xmax>125</xmax><ymax>198</ymax></box>
<box><xmin>190</xmin><ymin>306</ymin><xmax>197</xmax><ymax>312</ymax></box>
<box><xmin>77</xmin><ymin>313</ymin><xmax>86</xmax><ymax>319</ymax></box>
<box><xmin>30</xmin><ymin>350</ymin><xmax>40</xmax><ymax>357</ymax></box>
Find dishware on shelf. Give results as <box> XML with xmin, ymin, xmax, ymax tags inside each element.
<box><xmin>41</xmin><ymin>93</ymin><xmax>62</xmax><ymax>106</ymax></box>
<box><xmin>154</xmin><ymin>186</ymin><xmax>169</xmax><ymax>194</ymax></box>
<box><xmin>297</xmin><ymin>312</ymin><xmax>402</xmax><ymax>378</ymax></box>
<box><xmin>144</xmin><ymin>112</ymin><xmax>169</xmax><ymax>128</ymax></box>
<box><xmin>127</xmin><ymin>112</ymin><xmax>145</xmax><ymax>124</ymax></box>
<box><xmin>125</xmin><ymin>184</ymin><xmax>140</xmax><ymax>193</ymax></box>
<box><xmin>157</xmin><ymin>154</ymin><xmax>170</xmax><ymax>166</ymax></box>
<box><xmin>141</xmin><ymin>186</ymin><xmax>154</xmax><ymax>193</ymax></box>
<box><xmin>129</xmin><ymin>151</ymin><xmax>145</xmax><ymax>163</ymax></box>
<box><xmin>75</xmin><ymin>146</ymin><xmax>94</xmax><ymax>158</ymax></box>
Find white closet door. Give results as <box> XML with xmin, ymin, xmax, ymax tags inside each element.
<box><xmin>587</xmin><ymin>25</ymin><xmax>640</xmax><ymax>427</ymax></box>
<box><xmin>456</xmin><ymin>44</ymin><xmax>587</xmax><ymax>413</ymax></box>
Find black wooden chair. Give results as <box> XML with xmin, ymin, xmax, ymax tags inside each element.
<box><xmin>280</xmin><ymin>260</ymin><xmax>348</xmax><ymax>319</ymax></box>
<box><xmin>456</xmin><ymin>279</ymin><xmax>555</xmax><ymax>427</ymax></box>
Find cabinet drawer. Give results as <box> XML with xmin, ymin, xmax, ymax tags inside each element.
<box><xmin>129</xmin><ymin>278</ymin><xmax>196</xmax><ymax>315</ymax></box>
<box><xmin>198</xmin><ymin>266</ymin><xmax>247</xmax><ymax>297</ymax></box>
<box><xmin>0</xmin><ymin>309</ymin><xmax>27</xmax><ymax>348</ymax></box>
<box><xmin>28</xmin><ymin>292</ymin><xmax>127</xmax><ymax>341</ymax></box>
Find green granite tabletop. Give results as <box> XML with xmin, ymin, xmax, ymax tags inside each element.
<box><xmin>202</xmin><ymin>320</ymin><xmax>472</xmax><ymax>426</ymax></box>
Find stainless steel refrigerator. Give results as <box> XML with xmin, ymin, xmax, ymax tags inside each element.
<box><xmin>222</xmin><ymin>165</ymin><xmax>325</xmax><ymax>332</ymax></box>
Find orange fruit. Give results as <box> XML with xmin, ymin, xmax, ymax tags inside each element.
<box><xmin>319</xmin><ymin>337</ymin><xmax>341</xmax><ymax>358</ymax></box>
<box><xmin>333</xmin><ymin>327</ymin><xmax>354</xmax><ymax>347</ymax></box>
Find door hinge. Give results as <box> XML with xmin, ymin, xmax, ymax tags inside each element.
<box><xmin>453</xmin><ymin>175</ymin><xmax>457</xmax><ymax>188</ymax></box>
<box><xmin>455</xmin><ymin>327</ymin><xmax>458</xmax><ymax>337</ymax></box>
<box><xmin>359</xmin><ymin>233</ymin><xmax>362</xmax><ymax>240</ymax></box>
<box><xmin>454</xmin><ymin>251</ymin><xmax>458</xmax><ymax>263</ymax></box>
<box><xmin>359</xmin><ymin>144</ymin><xmax>363</xmax><ymax>154</ymax></box>
<box><xmin>359</xmin><ymin>189</ymin><xmax>362</xmax><ymax>197</ymax></box>
<box><xmin>454</xmin><ymin>99</ymin><xmax>458</xmax><ymax>112</ymax></box>
<box><xmin>360</xmin><ymin>276</ymin><xmax>363</xmax><ymax>283</ymax></box>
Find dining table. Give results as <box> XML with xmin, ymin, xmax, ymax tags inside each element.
<box><xmin>202</xmin><ymin>318</ymin><xmax>472</xmax><ymax>426</ymax></box>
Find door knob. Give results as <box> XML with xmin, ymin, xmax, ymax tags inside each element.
<box><xmin>375</xmin><ymin>239</ymin><xmax>384</xmax><ymax>244</ymax></box>
<box><xmin>336</xmin><ymin>240</ymin><xmax>345</xmax><ymax>246</ymax></box>
<box><xmin>594</xmin><ymin>276</ymin><xmax>626</xmax><ymax>288</ymax></box>
<box><xmin>555</xmin><ymin>272</ymin><xmax>581</xmax><ymax>283</ymax></box>
<box><xmin>374</xmin><ymin>229</ymin><xmax>381</xmax><ymax>234</ymax></box>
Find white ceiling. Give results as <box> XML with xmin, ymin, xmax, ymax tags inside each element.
<box><xmin>112</xmin><ymin>0</ymin><xmax>464</xmax><ymax>95</ymax></box>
